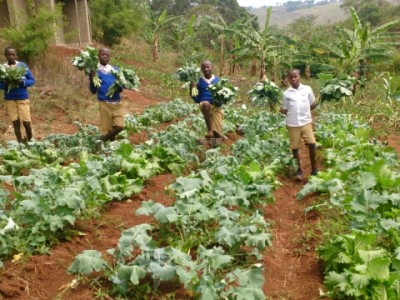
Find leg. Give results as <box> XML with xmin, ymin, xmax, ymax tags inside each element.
<box><xmin>100</xmin><ymin>126</ymin><xmax>124</xmax><ymax>142</ymax></box>
<box><xmin>200</xmin><ymin>102</ymin><xmax>213</xmax><ymax>138</ymax></box>
<box><xmin>22</xmin><ymin>121</ymin><xmax>33</xmax><ymax>141</ymax></box>
<box><xmin>292</xmin><ymin>148</ymin><xmax>302</xmax><ymax>181</ymax></box>
<box><xmin>292</xmin><ymin>148</ymin><xmax>301</xmax><ymax>173</ymax></box>
<box><xmin>308</xmin><ymin>143</ymin><xmax>318</xmax><ymax>175</ymax></box>
<box><xmin>210</xmin><ymin>105</ymin><xmax>224</xmax><ymax>138</ymax></box>
<box><xmin>12</xmin><ymin>119</ymin><xmax>23</xmax><ymax>143</ymax></box>
<box><xmin>302</xmin><ymin>123</ymin><xmax>318</xmax><ymax>175</ymax></box>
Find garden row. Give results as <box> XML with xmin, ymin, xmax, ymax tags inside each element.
<box><xmin>67</xmin><ymin>109</ymin><xmax>295</xmax><ymax>299</ymax></box>
<box><xmin>0</xmin><ymin>99</ymin><xmax>198</xmax><ymax>266</ymax></box>
<box><xmin>298</xmin><ymin>114</ymin><xmax>400</xmax><ymax>299</ymax></box>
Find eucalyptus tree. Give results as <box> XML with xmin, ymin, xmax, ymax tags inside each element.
<box><xmin>144</xmin><ymin>6</ymin><xmax>181</xmax><ymax>61</ymax></box>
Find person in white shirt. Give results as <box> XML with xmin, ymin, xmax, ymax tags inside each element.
<box><xmin>280</xmin><ymin>69</ymin><xmax>318</xmax><ymax>181</ymax></box>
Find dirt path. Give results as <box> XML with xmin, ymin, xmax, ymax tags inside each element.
<box><xmin>263</xmin><ymin>146</ymin><xmax>324</xmax><ymax>300</ymax></box>
<box><xmin>0</xmin><ymin>174</ymin><xmax>177</xmax><ymax>300</ymax></box>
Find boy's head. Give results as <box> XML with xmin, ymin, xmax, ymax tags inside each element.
<box><xmin>288</xmin><ymin>69</ymin><xmax>301</xmax><ymax>88</ymax></box>
<box><xmin>201</xmin><ymin>61</ymin><xmax>213</xmax><ymax>78</ymax></box>
<box><xmin>4</xmin><ymin>47</ymin><xmax>17</xmax><ymax>65</ymax></box>
<box><xmin>98</xmin><ymin>48</ymin><xmax>110</xmax><ymax>66</ymax></box>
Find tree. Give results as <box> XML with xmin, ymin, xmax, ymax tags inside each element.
<box><xmin>89</xmin><ymin>0</ymin><xmax>145</xmax><ymax>46</ymax></box>
<box><xmin>208</xmin><ymin>15</ymin><xmax>254</xmax><ymax>76</ymax></box>
<box><xmin>235</xmin><ymin>7</ymin><xmax>286</xmax><ymax>80</ymax></box>
<box><xmin>144</xmin><ymin>6</ymin><xmax>181</xmax><ymax>61</ymax></box>
<box><xmin>328</xmin><ymin>7</ymin><xmax>400</xmax><ymax>90</ymax></box>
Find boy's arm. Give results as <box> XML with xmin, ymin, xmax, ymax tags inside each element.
<box><xmin>280</xmin><ymin>94</ymin><xmax>288</xmax><ymax>114</ymax></box>
<box><xmin>22</xmin><ymin>67</ymin><xmax>35</xmax><ymax>87</ymax></box>
<box><xmin>310</xmin><ymin>100</ymin><xmax>318</xmax><ymax>110</ymax></box>
<box><xmin>89</xmin><ymin>71</ymin><xmax>97</xmax><ymax>94</ymax></box>
<box><xmin>309</xmin><ymin>87</ymin><xmax>317</xmax><ymax>110</ymax></box>
<box><xmin>279</xmin><ymin>107</ymin><xmax>287</xmax><ymax>114</ymax></box>
<box><xmin>190</xmin><ymin>81</ymin><xmax>199</xmax><ymax>102</ymax></box>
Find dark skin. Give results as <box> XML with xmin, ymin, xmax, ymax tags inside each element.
<box><xmin>4</xmin><ymin>48</ymin><xmax>24</xmax><ymax>86</ymax></box>
<box><xmin>190</xmin><ymin>61</ymin><xmax>220</xmax><ymax>138</ymax></box>
<box><xmin>89</xmin><ymin>48</ymin><xmax>123</xmax><ymax>142</ymax></box>
<box><xmin>4</xmin><ymin>48</ymin><xmax>32</xmax><ymax>143</ymax></box>
<box><xmin>280</xmin><ymin>69</ymin><xmax>318</xmax><ymax>176</ymax></box>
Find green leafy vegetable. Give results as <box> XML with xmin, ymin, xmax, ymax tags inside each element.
<box><xmin>172</xmin><ymin>63</ymin><xmax>200</xmax><ymax>96</ymax></box>
<box><xmin>71</xmin><ymin>46</ymin><xmax>101</xmax><ymax>87</ymax></box>
<box><xmin>318</xmin><ymin>73</ymin><xmax>354</xmax><ymax>101</ymax></box>
<box><xmin>207</xmin><ymin>78</ymin><xmax>238</xmax><ymax>106</ymax></box>
<box><xmin>248</xmin><ymin>79</ymin><xmax>282</xmax><ymax>109</ymax></box>
<box><xmin>0</xmin><ymin>65</ymin><xmax>26</xmax><ymax>92</ymax></box>
<box><xmin>106</xmin><ymin>67</ymin><xmax>140</xmax><ymax>97</ymax></box>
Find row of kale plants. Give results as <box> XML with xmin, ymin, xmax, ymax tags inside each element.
<box><xmin>298</xmin><ymin>114</ymin><xmax>400</xmax><ymax>299</ymax></box>
<box><xmin>0</xmin><ymin>99</ymin><xmax>198</xmax><ymax>266</ymax></box>
<box><xmin>67</xmin><ymin>110</ymin><xmax>296</xmax><ymax>299</ymax></box>
<box><xmin>0</xmin><ymin>99</ymin><xmax>195</xmax><ymax>176</ymax></box>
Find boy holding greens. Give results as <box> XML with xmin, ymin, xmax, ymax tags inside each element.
<box><xmin>190</xmin><ymin>61</ymin><xmax>223</xmax><ymax>139</ymax></box>
<box><xmin>89</xmin><ymin>47</ymin><xmax>124</xmax><ymax>142</ymax></box>
<box><xmin>0</xmin><ymin>47</ymin><xmax>35</xmax><ymax>143</ymax></box>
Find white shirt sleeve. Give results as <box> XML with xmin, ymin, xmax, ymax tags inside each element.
<box><xmin>308</xmin><ymin>86</ymin><xmax>315</xmax><ymax>104</ymax></box>
<box><xmin>282</xmin><ymin>93</ymin><xmax>289</xmax><ymax>110</ymax></box>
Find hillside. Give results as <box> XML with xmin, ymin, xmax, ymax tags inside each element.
<box><xmin>249</xmin><ymin>2</ymin><xmax>348</xmax><ymax>28</ymax></box>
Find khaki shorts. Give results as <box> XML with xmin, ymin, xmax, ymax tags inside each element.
<box><xmin>99</xmin><ymin>101</ymin><xmax>124</xmax><ymax>133</ymax></box>
<box><xmin>5</xmin><ymin>100</ymin><xmax>31</xmax><ymax>122</ymax></box>
<box><xmin>287</xmin><ymin>123</ymin><xmax>316</xmax><ymax>149</ymax></box>
<box><xmin>199</xmin><ymin>102</ymin><xmax>224</xmax><ymax>136</ymax></box>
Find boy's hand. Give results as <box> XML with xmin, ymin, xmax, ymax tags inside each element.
<box><xmin>89</xmin><ymin>70</ymin><xmax>96</xmax><ymax>79</ymax></box>
<box><xmin>190</xmin><ymin>82</ymin><xmax>196</xmax><ymax>89</ymax></box>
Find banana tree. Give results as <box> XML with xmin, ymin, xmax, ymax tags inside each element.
<box><xmin>234</xmin><ymin>7</ymin><xmax>289</xmax><ymax>81</ymax></box>
<box><xmin>208</xmin><ymin>15</ymin><xmax>253</xmax><ymax>76</ymax></box>
<box><xmin>327</xmin><ymin>7</ymin><xmax>400</xmax><ymax>81</ymax></box>
<box><xmin>145</xmin><ymin>6</ymin><xmax>181</xmax><ymax>61</ymax></box>
<box><xmin>231</xmin><ymin>7</ymin><xmax>296</xmax><ymax>82</ymax></box>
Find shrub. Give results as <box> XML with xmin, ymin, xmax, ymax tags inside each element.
<box><xmin>0</xmin><ymin>4</ymin><xmax>62</xmax><ymax>63</ymax></box>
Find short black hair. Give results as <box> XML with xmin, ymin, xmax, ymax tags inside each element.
<box><xmin>4</xmin><ymin>46</ymin><xmax>16</xmax><ymax>55</ymax></box>
<box><xmin>288</xmin><ymin>69</ymin><xmax>300</xmax><ymax>76</ymax></box>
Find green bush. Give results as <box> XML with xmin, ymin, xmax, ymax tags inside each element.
<box><xmin>89</xmin><ymin>0</ymin><xmax>145</xmax><ymax>46</ymax></box>
<box><xmin>0</xmin><ymin>4</ymin><xmax>62</xmax><ymax>63</ymax></box>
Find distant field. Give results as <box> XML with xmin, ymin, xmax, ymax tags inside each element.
<box><xmin>249</xmin><ymin>2</ymin><xmax>348</xmax><ymax>28</ymax></box>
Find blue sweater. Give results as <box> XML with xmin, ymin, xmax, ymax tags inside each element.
<box><xmin>0</xmin><ymin>62</ymin><xmax>35</xmax><ymax>100</ymax></box>
<box><xmin>89</xmin><ymin>65</ymin><xmax>123</xmax><ymax>102</ymax></box>
<box><xmin>192</xmin><ymin>76</ymin><xmax>220</xmax><ymax>105</ymax></box>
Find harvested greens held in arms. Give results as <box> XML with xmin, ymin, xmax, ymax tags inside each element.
<box><xmin>71</xmin><ymin>46</ymin><xmax>101</xmax><ymax>87</ymax></box>
<box><xmin>248</xmin><ymin>79</ymin><xmax>282</xmax><ymax>108</ymax></box>
<box><xmin>207</xmin><ymin>78</ymin><xmax>238</xmax><ymax>106</ymax></box>
<box><xmin>0</xmin><ymin>64</ymin><xmax>26</xmax><ymax>92</ymax></box>
<box><xmin>172</xmin><ymin>63</ymin><xmax>201</xmax><ymax>96</ymax></box>
<box><xmin>106</xmin><ymin>68</ymin><xmax>140</xmax><ymax>97</ymax></box>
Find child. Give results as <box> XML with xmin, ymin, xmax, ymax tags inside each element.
<box><xmin>190</xmin><ymin>61</ymin><xmax>223</xmax><ymax>139</ymax></box>
<box><xmin>0</xmin><ymin>47</ymin><xmax>35</xmax><ymax>143</ymax></box>
<box><xmin>280</xmin><ymin>69</ymin><xmax>318</xmax><ymax>181</ymax></box>
<box><xmin>89</xmin><ymin>47</ymin><xmax>124</xmax><ymax>142</ymax></box>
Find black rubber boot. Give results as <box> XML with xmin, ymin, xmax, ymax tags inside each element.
<box><xmin>12</xmin><ymin>119</ymin><xmax>23</xmax><ymax>143</ymax></box>
<box><xmin>23</xmin><ymin>121</ymin><xmax>33</xmax><ymax>141</ymax></box>
<box><xmin>100</xmin><ymin>126</ymin><xmax>124</xmax><ymax>142</ymax></box>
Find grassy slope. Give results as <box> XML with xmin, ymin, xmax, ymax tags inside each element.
<box><xmin>250</xmin><ymin>2</ymin><xmax>348</xmax><ymax>28</ymax></box>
